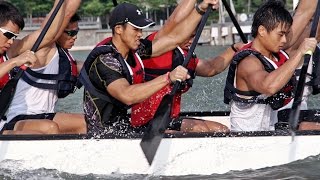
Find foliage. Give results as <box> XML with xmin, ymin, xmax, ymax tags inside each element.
<box><xmin>8</xmin><ymin>0</ymin><xmax>53</xmax><ymax>17</ymax></box>
<box><xmin>7</xmin><ymin>0</ymin><xmax>294</xmax><ymax>23</ymax></box>
<box><xmin>81</xmin><ymin>0</ymin><xmax>106</xmax><ymax>16</ymax></box>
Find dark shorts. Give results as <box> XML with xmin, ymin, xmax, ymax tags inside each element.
<box><xmin>275</xmin><ymin>109</ymin><xmax>320</xmax><ymax>130</ymax></box>
<box><xmin>3</xmin><ymin>113</ymin><xmax>56</xmax><ymax>131</ymax></box>
<box><xmin>87</xmin><ymin>116</ymin><xmax>183</xmax><ymax>137</ymax></box>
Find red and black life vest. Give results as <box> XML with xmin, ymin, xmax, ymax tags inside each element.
<box><xmin>21</xmin><ymin>44</ymin><xmax>78</xmax><ymax>98</ymax></box>
<box><xmin>224</xmin><ymin>43</ymin><xmax>295</xmax><ymax>110</ymax></box>
<box><xmin>80</xmin><ymin>37</ymin><xmax>145</xmax><ymax>125</ymax></box>
<box><xmin>130</xmin><ymin>32</ymin><xmax>199</xmax><ymax>127</ymax></box>
<box><xmin>0</xmin><ymin>55</ymin><xmax>10</xmax><ymax>89</ymax></box>
<box><xmin>96</xmin><ymin>37</ymin><xmax>144</xmax><ymax>85</ymax></box>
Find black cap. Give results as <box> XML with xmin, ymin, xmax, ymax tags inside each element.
<box><xmin>109</xmin><ymin>3</ymin><xmax>155</xmax><ymax>29</ymax></box>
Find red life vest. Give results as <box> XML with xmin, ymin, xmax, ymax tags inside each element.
<box><xmin>130</xmin><ymin>32</ymin><xmax>198</xmax><ymax>127</ymax></box>
<box><xmin>97</xmin><ymin>37</ymin><xmax>145</xmax><ymax>85</ymax></box>
<box><xmin>0</xmin><ymin>55</ymin><xmax>10</xmax><ymax>89</ymax></box>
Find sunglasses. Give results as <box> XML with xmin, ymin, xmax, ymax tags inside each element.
<box><xmin>0</xmin><ymin>27</ymin><xmax>19</xmax><ymax>40</ymax></box>
<box><xmin>64</xmin><ymin>28</ymin><xmax>79</xmax><ymax>37</ymax></box>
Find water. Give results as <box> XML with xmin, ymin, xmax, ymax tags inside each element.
<box><xmin>31</xmin><ymin>45</ymin><xmax>320</xmax><ymax>179</ymax></box>
<box><xmin>1</xmin><ymin>155</ymin><xmax>320</xmax><ymax>179</ymax></box>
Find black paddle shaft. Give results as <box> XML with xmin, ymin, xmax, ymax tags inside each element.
<box><xmin>0</xmin><ymin>0</ymin><xmax>65</xmax><ymax>119</ymax></box>
<box><xmin>221</xmin><ymin>0</ymin><xmax>248</xmax><ymax>43</ymax></box>
<box><xmin>140</xmin><ymin>7</ymin><xmax>213</xmax><ymax>165</ymax></box>
<box><xmin>289</xmin><ymin>0</ymin><xmax>320</xmax><ymax>132</ymax></box>
<box><xmin>112</xmin><ymin>0</ymin><xmax>118</xmax><ymax>6</ymax></box>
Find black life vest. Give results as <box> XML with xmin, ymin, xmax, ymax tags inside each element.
<box><xmin>21</xmin><ymin>44</ymin><xmax>78</xmax><ymax>98</ymax></box>
<box><xmin>224</xmin><ymin>48</ymin><xmax>295</xmax><ymax>110</ymax></box>
<box><xmin>310</xmin><ymin>46</ymin><xmax>320</xmax><ymax>95</ymax></box>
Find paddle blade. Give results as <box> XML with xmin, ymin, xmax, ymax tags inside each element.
<box><xmin>140</xmin><ymin>94</ymin><xmax>174</xmax><ymax>165</ymax></box>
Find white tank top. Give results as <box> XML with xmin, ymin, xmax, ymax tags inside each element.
<box><xmin>230</xmin><ymin>52</ymin><xmax>287</xmax><ymax>131</ymax></box>
<box><xmin>230</xmin><ymin>100</ymin><xmax>274</xmax><ymax>131</ymax></box>
<box><xmin>6</xmin><ymin>50</ymin><xmax>59</xmax><ymax>122</ymax></box>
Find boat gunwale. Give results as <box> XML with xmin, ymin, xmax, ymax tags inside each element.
<box><xmin>1</xmin><ymin>110</ymin><xmax>320</xmax><ymax>141</ymax></box>
<box><xmin>1</xmin><ymin>130</ymin><xmax>320</xmax><ymax>141</ymax></box>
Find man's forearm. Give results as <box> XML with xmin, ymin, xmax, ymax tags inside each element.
<box><xmin>156</xmin><ymin>0</ymin><xmax>197</xmax><ymax>40</ymax></box>
<box><xmin>285</xmin><ymin>0</ymin><xmax>317</xmax><ymax>49</ymax></box>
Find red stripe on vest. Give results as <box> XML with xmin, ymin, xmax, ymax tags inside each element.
<box><xmin>128</xmin><ymin>54</ymin><xmax>146</xmax><ymax>127</ymax></box>
<box><xmin>65</xmin><ymin>50</ymin><xmax>78</xmax><ymax>76</ymax></box>
<box><xmin>240</xmin><ymin>42</ymin><xmax>288</xmax><ymax>67</ymax></box>
<box><xmin>0</xmin><ymin>55</ymin><xmax>10</xmax><ymax>89</ymax></box>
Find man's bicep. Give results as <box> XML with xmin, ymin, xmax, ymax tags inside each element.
<box><xmin>106</xmin><ymin>78</ymin><xmax>131</xmax><ymax>102</ymax></box>
<box><xmin>237</xmin><ymin>57</ymin><xmax>267</xmax><ymax>90</ymax></box>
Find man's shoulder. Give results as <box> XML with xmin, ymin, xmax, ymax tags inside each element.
<box><xmin>237</xmin><ymin>54</ymin><xmax>265</xmax><ymax>72</ymax></box>
<box><xmin>96</xmin><ymin>52</ymin><xmax>122</xmax><ymax>74</ymax></box>
<box><xmin>137</xmin><ymin>38</ymin><xmax>152</xmax><ymax>59</ymax></box>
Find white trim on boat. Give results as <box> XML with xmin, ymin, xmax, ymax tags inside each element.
<box><xmin>0</xmin><ymin>131</ymin><xmax>320</xmax><ymax>176</ymax></box>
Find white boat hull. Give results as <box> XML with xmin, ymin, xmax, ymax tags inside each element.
<box><xmin>0</xmin><ymin>132</ymin><xmax>319</xmax><ymax>176</ymax></box>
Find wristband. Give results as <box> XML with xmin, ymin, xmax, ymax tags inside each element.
<box><xmin>195</xmin><ymin>3</ymin><xmax>205</xmax><ymax>15</ymax></box>
<box><xmin>231</xmin><ymin>43</ymin><xmax>238</xmax><ymax>52</ymax></box>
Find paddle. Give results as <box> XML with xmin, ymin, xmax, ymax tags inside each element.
<box><xmin>0</xmin><ymin>0</ymin><xmax>65</xmax><ymax>119</ymax></box>
<box><xmin>221</xmin><ymin>0</ymin><xmax>248</xmax><ymax>43</ymax></box>
<box><xmin>112</xmin><ymin>0</ymin><xmax>118</xmax><ymax>6</ymax></box>
<box><xmin>140</xmin><ymin>7</ymin><xmax>213</xmax><ymax>165</ymax></box>
<box><xmin>289</xmin><ymin>0</ymin><xmax>320</xmax><ymax>134</ymax></box>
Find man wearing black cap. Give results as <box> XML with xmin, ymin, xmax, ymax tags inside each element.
<box><xmin>82</xmin><ymin>0</ymin><xmax>219</xmax><ymax>136</ymax></box>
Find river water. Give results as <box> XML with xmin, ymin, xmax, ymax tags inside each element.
<box><xmin>5</xmin><ymin>45</ymin><xmax>319</xmax><ymax>179</ymax></box>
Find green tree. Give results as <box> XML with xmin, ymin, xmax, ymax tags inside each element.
<box><xmin>9</xmin><ymin>0</ymin><xmax>52</xmax><ymax>16</ymax></box>
<box><xmin>81</xmin><ymin>0</ymin><xmax>106</xmax><ymax>16</ymax></box>
<box><xmin>8</xmin><ymin>0</ymin><xmax>53</xmax><ymax>25</ymax></box>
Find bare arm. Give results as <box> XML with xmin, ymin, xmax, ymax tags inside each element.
<box><xmin>107</xmin><ymin>66</ymin><xmax>190</xmax><ymax>106</ymax></box>
<box><xmin>8</xmin><ymin>0</ymin><xmax>66</xmax><ymax>58</ymax></box>
<box><xmin>155</xmin><ymin>0</ymin><xmax>196</xmax><ymax>39</ymax></box>
<box><xmin>53</xmin><ymin>0</ymin><xmax>82</xmax><ymax>41</ymax></box>
<box><xmin>196</xmin><ymin>42</ymin><xmax>244</xmax><ymax>77</ymax></box>
<box><xmin>284</xmin><ymin>0</ymin><xmax>317</xmax><ymax>49</ymax></box>
<box><xmin>0</xmin><ymin>50</ymin><xmax>37</xmax><ymax>78</ymax></box>
<box><xmin>238</xmin><ymin>38</ymin><xmax>317</xmax><ymax>96</ymax></box>
<box><xmin>152</xmin><ymin>0</ymin><xmax>218</xmax><ymax>57</ymax></box>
